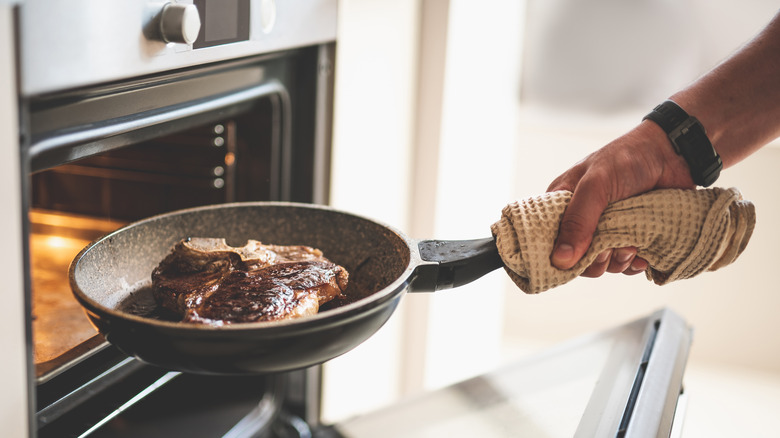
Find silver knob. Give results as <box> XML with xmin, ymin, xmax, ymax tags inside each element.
<box><xmin>159</xmin><ymin>3</ymin><xmax>201</xmax><ymax>44</ymax></box>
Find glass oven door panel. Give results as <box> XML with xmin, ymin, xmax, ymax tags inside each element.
<box><xmin>335</xmin><ymin>309</ymin><xmax>691</xmax><ymax>438</ymax></box>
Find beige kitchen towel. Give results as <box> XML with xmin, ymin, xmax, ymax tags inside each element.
<box><xmin>490</xmin><ymin>187</ymin><xmax>755</xmax><ymax>294</ymax></box>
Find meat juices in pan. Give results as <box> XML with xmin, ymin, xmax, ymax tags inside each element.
<box><xmin>151</xmin><ymin>238</ymin><xmax>348</xmax><ymax>325</ymax></box>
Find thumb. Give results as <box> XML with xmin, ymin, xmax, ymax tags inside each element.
<box><xmin>551</xmin><ymin>191</ymin><xmax>607</xmax><ymax>270</ymax></box>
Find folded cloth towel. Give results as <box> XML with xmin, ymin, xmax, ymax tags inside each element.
<box><xmin>490</xmin><ymin>187</ymin><xmax>756</xmax><ymax>294</ymax></box>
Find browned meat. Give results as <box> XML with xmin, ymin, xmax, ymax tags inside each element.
<box><xmin>151</xmin><ymin>238</ymin><xmax>348</xmax><ymax>325</ymax></box>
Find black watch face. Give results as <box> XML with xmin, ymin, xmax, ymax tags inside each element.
<box><xmin>677</xmin><ymin>124</ymin><xmax>710</xmax><ymax>165</ymax></box>
<box><xmin>673</xmin><ymin>123</ymin><xmax>721</xmax><ymax>186</ymax></box>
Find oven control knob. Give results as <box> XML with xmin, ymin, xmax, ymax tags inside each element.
<box><xmin>159</xmin><ymin>3</ymin><xmax>201</xmax><ymax>44</ymax></box>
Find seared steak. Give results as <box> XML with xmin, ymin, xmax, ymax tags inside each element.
<box><xmin>151</xmin><ymin>238</ymin><xmax>348</xmax><ymax>325</ymax></box>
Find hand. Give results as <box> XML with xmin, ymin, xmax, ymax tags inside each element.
<box><xmin>547</xmin><ymin>120</ymin><xmax>695</xmax><ymax>276</ymax></box>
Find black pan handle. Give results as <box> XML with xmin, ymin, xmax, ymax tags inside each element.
<box><xmin>409</xmin><ymin>237</ymin><xmax>505</xmax><ymax>292</ymax></box>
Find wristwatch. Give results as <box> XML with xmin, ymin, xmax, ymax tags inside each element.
<box><xmin>643</xmin><ymin>100</ymin><xmax>722</xmax><ymax>187</ymax></box>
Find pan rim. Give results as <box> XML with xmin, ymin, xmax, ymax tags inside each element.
<box><xmin>68</xmin><ymin>201</ymin><xmax>417</xmax><ymax>332</ymax></box>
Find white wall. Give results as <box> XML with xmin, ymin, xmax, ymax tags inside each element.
<box><xmin>418</xmin><ymin>0</ymin><xmax>524</xmax><ymax>390</ymax></box>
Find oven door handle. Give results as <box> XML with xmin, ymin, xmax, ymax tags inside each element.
<box><xmin>27</xmin><ymin>80</ymin><xmax>291</xmax><ymax>173</ymax></box>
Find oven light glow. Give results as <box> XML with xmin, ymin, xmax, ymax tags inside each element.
<box><xmin>43</xmin><ymin>236</ymin><xmax>71</xmax><ymax>249</ymax></box>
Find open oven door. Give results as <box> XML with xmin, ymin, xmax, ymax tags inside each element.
<box><xmin>333</xmin><ymin>308</ymin><xmax>691</xmax><ymax>438</ymax></box>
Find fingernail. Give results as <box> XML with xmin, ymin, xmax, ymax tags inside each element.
<box><xmin>552</xmin><ymin>243</ymin><xmax>574</xmax><ymax>265</ymax></box>
<box><xmin>615</xmin><ymin>249</ymin><xmax>633</xmax><ymax>263</ymax></box>
<box><xmin>596</xmin><ymin>250</ymin><xmax>610</xmax><ymax>263</ymax></box>
<box><xmin>630</xmin><ymin>258</ymin><xmax>646</xmax><ymax>272</ymax></box>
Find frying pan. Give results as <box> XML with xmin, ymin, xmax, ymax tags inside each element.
<box><xmin>69</xmin><ymin>202</ymin><xmax>504</xmax><ymax>375</ymax></box>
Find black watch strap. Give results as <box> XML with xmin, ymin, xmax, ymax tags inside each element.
<box><xmin>643</xmin><ymin>100</ymin><xmax>722</xmax><ymax>187</ymax></box>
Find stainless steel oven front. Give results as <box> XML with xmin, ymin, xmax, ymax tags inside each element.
<box><xmin>6</xmin><ymin>1</ymin><xmax>337</xmax><ymax>436</ymax></box>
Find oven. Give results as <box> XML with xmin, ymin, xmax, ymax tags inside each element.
<box><xmin>3</xmin><ymin>1</ymin><xmax>337</xmax><ymax>436</ymax></box>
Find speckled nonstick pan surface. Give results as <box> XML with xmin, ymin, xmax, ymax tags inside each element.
<box><xmin>69</xmin><ymin>202</ymin><xmax>503</xmax><ymax>374</ymax></box>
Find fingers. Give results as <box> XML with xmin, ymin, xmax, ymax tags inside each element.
<box><xmin>626</xmin><ymin>256</ymin><xmax>648</xmax><ymax>275</ymax></box>
<box><xmin>606</xmin><ymin>247</ymin><xmax>637</xmax><ymax>273</ymax></box>
<box><xmin>581</xmin><ymin>249</ymin><xmax>611</xmax><ymax>277</ymax></box>
<box><xmin>581</xmin><ymin>248</ymin><xmax>648</xmax><ymax>278</ymax></box>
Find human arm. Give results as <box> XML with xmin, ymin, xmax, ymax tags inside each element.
<box><xmin>548</xmin><ymin>10</ymin><xmax>780</xmax><ymax>275</ymax></box>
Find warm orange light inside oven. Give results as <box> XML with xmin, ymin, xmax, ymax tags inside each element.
<box><xmin>41</xmin><ymin>235</ymin><xmax>71</xmax><ymax>250</ymax></box>
<box><xmin>30</xmin><ymin>210</ymin><xmax>127</xmax><ymax>377</ymax></box>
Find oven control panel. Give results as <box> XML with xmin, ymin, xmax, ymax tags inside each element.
<box><xmin>19</xmin><ymin>0</ymin><xmax>335</xmax><ymax>96</ymax></box>
<box><xmin>149</xmin><ymin>1</ymin><xmax>258</xmax><ymax>48</ymax></box>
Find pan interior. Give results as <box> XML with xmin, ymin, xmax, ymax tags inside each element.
<box><xmin>71</xmin><ymin>203</ymin><xmax>412</xmax><ymax>323</ymax></box>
